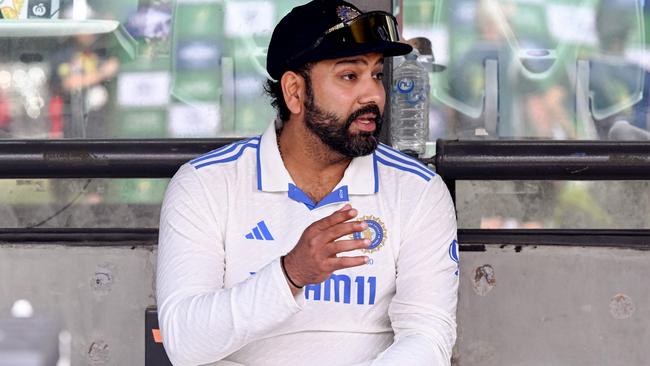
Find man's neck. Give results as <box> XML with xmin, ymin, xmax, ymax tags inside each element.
<box><xmin>277</xmin><ymin>121</ymin><xmax>351</xmax><ymax>204</ymax></box>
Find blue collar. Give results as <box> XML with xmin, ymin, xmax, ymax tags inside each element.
<box><xmin>256</xmin><ymin>122</ymin><xmax>378</xmax><ymax>209</ymax></box>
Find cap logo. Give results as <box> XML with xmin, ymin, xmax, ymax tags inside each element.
<box><xmin>336</xmin><ymin>5</ymin><xmax>360</xmax><ymax>22</ymax></box>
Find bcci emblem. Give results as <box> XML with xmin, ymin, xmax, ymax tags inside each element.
<box><xmin>352</xmin><ymin>215</ymin><xmax>387</xmax><ymax>253</ymax></box>
<box><xmin>336</xmin><ymin>5</ymin><xmax>360</xmax><ymax>22</ymax></box>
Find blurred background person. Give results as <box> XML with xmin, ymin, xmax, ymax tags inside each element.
<box><xmin>49</xmin><ymin>32</ymin><xmax>119</xmax><ymax>138</ymax></box>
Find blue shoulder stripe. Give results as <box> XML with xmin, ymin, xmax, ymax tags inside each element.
<box><xmin>377</xmin><ymin>144</ymin><xmax>434</xmax><ymax>173</ymax></box>
<box><xmin>376</xmin><ymin>145</ymin><xmax>435</xmax><ymax>178</ymax></box>
<box><xmin>190</xmin><ymin>137</ymin><xmax>260</xmax><ymax>165</ymax></box>
<box><xmin>374</xmin><ymin>155</ymin><xmax>432</xmax><ymax>182</ymax></box>
<box><xmin>193</xmin><ymin>142</ymin><xmax>259</xmax><ymax>169</ymax></box>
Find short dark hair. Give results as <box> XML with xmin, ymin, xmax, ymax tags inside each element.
<box><xmin>264</xmin><ymin>63</ymin><xmax>313</xmax><ymax>123</ymax></box>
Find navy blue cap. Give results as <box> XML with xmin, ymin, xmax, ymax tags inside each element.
<box><xmin>266</xmin><ymin>0</ymin><xmax>412</xmax><ymax>80</ymax></box>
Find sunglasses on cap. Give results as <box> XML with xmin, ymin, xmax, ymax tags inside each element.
<box><xmin>287</xmin><ymin>11</ymin><xmax>402</xmax><ymax>65</ymax></box>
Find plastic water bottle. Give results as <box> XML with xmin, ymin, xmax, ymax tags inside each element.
<box><xmin>391</xmin><ymin>50</ymin><xmax>429</xmax><ymax>157</ymax></box>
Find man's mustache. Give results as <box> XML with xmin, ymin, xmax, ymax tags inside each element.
<box><xmin>344</xmin><ymin>104</ymin><xmax>383</xmax><ymax>130</ymax></box>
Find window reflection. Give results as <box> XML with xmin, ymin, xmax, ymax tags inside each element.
<box><xmin>400</xmin><ymin>0</ymin><xmax>648</xmax><ymax>141</ymax></box>
<box><xmin>456</xmin><ymin>180</ymin><xmax>650</xmax><ymax>230</ymax></box>
<box><xmin>1</xmin><ymin>0</ymin><xmax>647</xmax><ymax>140</ymax></box>
<box><xmin>0</xmin><ymin>178</ymin><xmax>166</xmax><ymax>228</ymax></box>
<box><xmin>0</xmin><ymin>0</ymin><xmax>310</xmax><ymax>140</ymax></box>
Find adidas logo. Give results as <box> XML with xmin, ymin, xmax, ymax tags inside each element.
<box><xmin>245</xmin><ymin>221</ymin><xmax>274</xmax><ymax>241</ymax></box>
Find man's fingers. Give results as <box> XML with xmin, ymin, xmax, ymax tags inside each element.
<box><xmin>326</xmin><ymin>239</ymin><xmax>370</xmax><ymax>256</ymax></box>
<box><xmin>312</xmin><ymin>205</ymin><xmax>357</xmax><ymax>230</ymax></box>
<box><xmin>319</xmin><ymin>221</ymin><xmax>367</xmax><ymax>243</ymax></box>
<box><xmin>336</xmin><ymin>203</ymin><xmax>352</xmax><ymax>212</ymax></box>
<box><xmin>327</xmin><ymin>256</ymin><xmax>369</xmax><ymax>271</ymax></box>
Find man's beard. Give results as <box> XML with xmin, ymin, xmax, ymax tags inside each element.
<box><xmin>304</xmin><ymin>89</ymin><xmax>383</xmax><ymax>158</ymax></box>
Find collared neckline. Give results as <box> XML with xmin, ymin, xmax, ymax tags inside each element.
<box><xmin>257</xmin><ymin>122</ymin><xmax>293</xmax><ymax>192</ymax></box>
<box><xmin>257</xmin><ymin>121</ymin><xmax>379</xmax><ymax>207</ymax></box>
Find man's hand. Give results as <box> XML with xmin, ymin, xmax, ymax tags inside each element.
<box><xmin>283</xmin><ymin>204</ymin><xmax>370</xmax><ymax>293</ymax></box>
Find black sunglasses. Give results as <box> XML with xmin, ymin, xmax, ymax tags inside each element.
<box><xmin>287</xmin><ymin>11</ymin><xmax>402</xmax><ymax>65</ymax></box>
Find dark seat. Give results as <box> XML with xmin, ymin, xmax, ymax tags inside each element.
<box><xmin>145</xmin><ymin>306</ymin><xmax>172</xmax><ymax>366</ymax></box>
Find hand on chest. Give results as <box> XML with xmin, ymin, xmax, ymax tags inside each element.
<box><xmin>225</xmin><ymin>199</ymin><xmax>396</xmax><ymax>289</ymax></box>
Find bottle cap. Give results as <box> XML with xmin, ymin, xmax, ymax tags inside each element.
<box><xmin>405</xmin><ymin>49</ymin><xmax>420</xmax><ymax>60</ymax></box>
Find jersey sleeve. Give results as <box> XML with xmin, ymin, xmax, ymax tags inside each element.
<box><xmin>156</xmin><ymin>164</ymin><xmax>303</xmax><ymax>366</ymax></box>
<box><xmin>370</xmin><ymin>174</ymin><xmax>459</xmax><ymax>365</ymax></box>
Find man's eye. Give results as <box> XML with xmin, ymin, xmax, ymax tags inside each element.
<box><xmin>342</xmin><ymin>73</ymin><xmax>357</xmax><ymax>81</ymax></box>
<box><xmin>374</xmin><ymin>72</ymin><xmax>384</xmax><ymax>80</ymax></box>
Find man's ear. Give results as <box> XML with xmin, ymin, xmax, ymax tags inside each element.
<box><xmin>281</xmin><ymin>71</ymin><xmax>304</xmax><ymax>115</ymax></box>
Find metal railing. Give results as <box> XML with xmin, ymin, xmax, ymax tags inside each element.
<box><xmin>0</xmin><ymin>139</ymin><xmax>235</xmax><ymax>178</ymax></box>
<box><xmin>2</xmin><ymin>139</ymin><xmax>650</xmax><ymax>179</ymax></box>
<box><xmin>434</xmin><ymin>140</ymin><xmax>650</xmax><ymax>181</ymax></box>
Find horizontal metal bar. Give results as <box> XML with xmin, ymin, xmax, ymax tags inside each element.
<box><xmin>0</xmin><ymin>228</ymin><xmax>158</xmax><ymax>246</ymax></box>
<box><xmin>435</xmin><ymin>140</ymin><xmax>650</xmax><ymax>180</ymax></box>
<box><xmin>0</xmin><ymin>139</ymin><xmax>237</xmax><ymax>178</ymax></box>
<box><xmin>2</xmin><ymin>139</ymin><xmax>650</xmax><ymax>180</ymax></box>
<box><xmin>460</xmin><ymin>229</ymin><xmax>650</xmax><ymax>250</ymax></box>
<box><xmin>1</xmin><ymin>228</ymin><xmax>649</xmax><ymax>250</ymax></box>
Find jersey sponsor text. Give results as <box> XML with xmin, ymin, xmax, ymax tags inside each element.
<box><xmin>305</xmin><ymin>274</ymin><xmax>377</xmax><ymax>305</ymax></box>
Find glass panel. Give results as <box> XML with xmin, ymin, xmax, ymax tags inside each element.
<box><xmin>456</xmin><ymin>180</ymin><xmax>650</xmax><ymax>229</ymax></box>
<box><xmin>5</xmin><ymin>178</ymin><xmax>648</xmax><ymax>230</ymax></box>
<box><xmin>0</xmin><ymin>0</ymin><xmax>309</xmax><ymax>139</ymax></box>
<box><xmin>399</xmin><ymin>0</ymin><xmax>649</xmax><ymax>141</ymax></box>
<box><xmin>0</xmin><ymin>178</ymin><xmax>167</xmax><ymax>228</ymax></box>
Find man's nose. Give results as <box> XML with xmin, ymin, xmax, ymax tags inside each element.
<box><xmin>358</xmin><ymin>77</ymin><xmax>385</xmax><ymax>106</ymax></box>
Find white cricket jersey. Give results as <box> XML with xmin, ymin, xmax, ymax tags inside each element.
<box><xmin>157</xmin><ymin>122</ymin><xmax>459</xmax><ymax>366</ymax></box>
